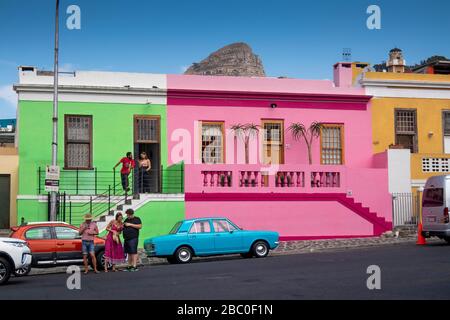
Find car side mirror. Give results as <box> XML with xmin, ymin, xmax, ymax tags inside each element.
<box><xmin>229</xmin><ymin>230</ymin><xmax>234</xmax><ymax>234</ymax></box>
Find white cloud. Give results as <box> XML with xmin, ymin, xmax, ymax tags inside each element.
<box><xmin>180</xmin><ymin>65</ymin><xmax>189</xmax><ymax>73</ymax></box>
<box><xmin>0</xmin><ymin>85</ymin><xmax>16</xmax><ymax>107</ymax></box>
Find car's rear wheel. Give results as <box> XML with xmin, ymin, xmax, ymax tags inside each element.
<box><xmin>14</xmin><ymin>264</ymin><xmax>31</xmax><ymax>277</ymax></box>
<box><xmin>174</xmin><ymin>246</ymin><xmax>193</xmax><ymax>264</ymax></box>
<box><xmin>251</xmin><ymin>241</ymin><xmax>269</xmax><ymax>258</ymax></box>
<box><xmin>0</xmin><ymin>257</ymin><xmax>12</xmax><ymax>285</ymax></box>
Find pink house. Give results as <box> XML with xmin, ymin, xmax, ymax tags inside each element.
<box><xmin>167</xmin><ymin>69</ymin><xmax>392</xmax><ymax>240</ymax></box>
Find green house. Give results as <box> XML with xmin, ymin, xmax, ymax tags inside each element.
<box><xmin>14</xmin><ymin>66</ymin><xmax>184</xmax><ymax>246</ymax></box>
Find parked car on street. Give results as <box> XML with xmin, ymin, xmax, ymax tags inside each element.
<box><xmin>0</xmin><ymin>237</ymin><xmax>32</xmax><ymax>285</ymax></box>
<box><xmin>144</xmin><ymin>217</ymin><xmax>279</xmax><ymax>264</ymax></box>
<box><xmin>422</xmin><ymin>175</ymin><xmax>450</xmax><ymax>243</ymax></box>
<box><xmin>9</xmin><ymin>222</ymin><xmax>109</xmax><ymax>270</ymax></box>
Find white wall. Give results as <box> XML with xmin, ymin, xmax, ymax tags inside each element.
<box><xmin>387</xmin><ymin>149</ymin><xmax>411</xmax><ymax>193</ymax></box>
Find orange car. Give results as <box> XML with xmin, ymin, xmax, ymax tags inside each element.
<box><xmin>10</xmin><ymin>221</ymin><xmax>107</xmax><ymax>270</ymax></box>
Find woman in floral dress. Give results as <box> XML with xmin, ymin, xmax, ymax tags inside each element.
<box><xmin>104</xmin><ymin>212</ymin><xmax>126</xmax><ymax>272</ymax></box>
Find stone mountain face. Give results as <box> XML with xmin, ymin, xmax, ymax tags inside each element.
<box><xmin>184</xmin><ymin>42</ymin><xmax>266</xmax><ymax>77</ymax></box>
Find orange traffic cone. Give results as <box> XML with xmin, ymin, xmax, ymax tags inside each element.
<box><xmin>416</xmin><ymin>223</ymin><xmax>426</xmax><ymax>245</ymax></box>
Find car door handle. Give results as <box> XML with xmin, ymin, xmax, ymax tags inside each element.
<box><xmin>189</xmin><ymin>235</ymin><xmax>196</xmax><ymax>239</ymax></box>
<box><xmin>215</xmin><ymin>234</ymin><xmax>220</xmax><ymax>236</ymax></box>
<box><xmin>57</xmin><ymin>242</ymin><xmax>65</xmax><ymax>246</ymax></box>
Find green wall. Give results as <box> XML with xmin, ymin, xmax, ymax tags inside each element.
<box><xmin>134</xmin><ymin>200</ymin><xmax>185</xmax><ymax>247</ymax></box>
<box><xmin>17</xmin><ymin>100</ymin><xmax>168</xmax><ymax>196</ymax></box>
<box><xmin>17</xmin><ymin>200</ymin><xmax>47</xmax><ymax>223</ymax></box>
<box><xmin>17</xmin><ymin>100</ymin><xmax>170</xmax><ymax>222</ymax></box>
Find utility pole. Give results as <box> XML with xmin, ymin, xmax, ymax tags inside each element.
<box><xmin>49</xmin><ymin>0</ymin><xmax>60</xmax><ymax>221</ymax></box>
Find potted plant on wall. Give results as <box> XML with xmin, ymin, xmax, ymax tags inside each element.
<box><xmin>230</xmin><ymin>123</ymin><xmax>260</xmax><ymax>164</ymax></box>
<box><xmin>288</xmin><ymin>122</ymin><xmax>323</xmax><ymax>165</ymax></box>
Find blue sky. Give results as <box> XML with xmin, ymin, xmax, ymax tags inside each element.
<box><xmin>0</xmin><ymin>0</ymin><xmax>449</xmax><ymax>118</ymax></box>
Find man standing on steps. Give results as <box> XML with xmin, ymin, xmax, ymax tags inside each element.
<box><xmin>123</xmin><ymin>208</ymin><xmax>142</xmax><ymax>272</ymax></box>
<box><xmin>114</xmin><ymin>152</ymin><xmax>135</xmax><ymax>193</ymax></box>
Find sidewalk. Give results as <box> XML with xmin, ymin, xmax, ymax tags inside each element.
<box><xmin>29</xmin><ymin>233</ymin><xmax>431</xmax><ymax>276</ymax></box>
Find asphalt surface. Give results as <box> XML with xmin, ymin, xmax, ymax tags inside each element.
<box><xmin>1</xmin><ymin>242</ymin><xmax>450</xmax><ymax>300</ymax></box>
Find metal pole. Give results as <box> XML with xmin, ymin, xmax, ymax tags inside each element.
<box><xmin>49</xmin><ymin>0</ymin><xmax>60</xmax><ymax>221</ymax></box>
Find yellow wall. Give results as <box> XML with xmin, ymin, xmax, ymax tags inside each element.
<box><xmin>372</xmin><ymin>97</ymin><xmax>450</xmax><ymax>153</ymax></box>
<box><xmin>365</xmin><ymin>72</ymin><xmax>450</xmax><ymax>82</ymax></box>
<box><xmin>371</xmin><ymin>97</ymin><xmax>450</xmax><ymax>181</ymax></box>
<box><xmin>0</xmin><ymin>148</ymin><xmax>19</xmax><ymax>227</ymax></box>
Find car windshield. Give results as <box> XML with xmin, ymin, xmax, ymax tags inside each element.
<box><xmin>169</xmin><ymin>221</ymin><xmax>183</xmax><ymax>234</ymax></box>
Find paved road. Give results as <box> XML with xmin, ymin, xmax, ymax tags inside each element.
<box><xmin>1</xmin><ymin>242</ymin><xmax>450</xmax><ymax>300</ymax></box>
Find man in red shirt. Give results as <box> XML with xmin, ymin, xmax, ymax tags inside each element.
<box><xmin>114</xmin><ymin>152</ymin><xmax>135</xmax><ymax>192</ymax></box>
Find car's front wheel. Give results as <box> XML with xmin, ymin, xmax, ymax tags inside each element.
<box><xmin>14</xmin><ymin>264</ymin><xmax>31</xmax><ymax>277</ymax></box>
<box><xmin>0</xmin><ymin>257</ymin><xmax>12</xmax><ymax>285</ymax></box>
<box><xmin>251</xmin><ymin>241</ymin><xmax>269</xmax><ymax>258</ymax></box>
<box><xmin>174</xmin><ymin>246</ymin><xmax>193</xmax><ymax>264</ymax></box>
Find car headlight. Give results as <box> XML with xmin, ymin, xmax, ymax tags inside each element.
<box><xmin>4</xmin><ymin>241</ymin><xmax>26</xmax><ymax>248</ymax></box>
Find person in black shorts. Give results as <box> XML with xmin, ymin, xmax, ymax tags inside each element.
<box><xmin>123</xmin><ymin>208</ymin><xmax>142</xmax><ymax>272</ymax></box>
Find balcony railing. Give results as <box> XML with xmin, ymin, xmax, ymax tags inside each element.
<box><xmin>38</xmin><ymin>164</ymin><xmax>184</xmax><ymax>195</ymax></box>
<box><xmin>188</xmin><ymin>164</ymin><xmax>344</xmax><ymax>193</ymax></box>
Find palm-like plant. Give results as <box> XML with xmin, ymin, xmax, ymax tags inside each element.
<box><xmin>288</xmin><ymin>122</ymin><xmax>323</xmax><ymax>165</ymax></box>
<box><xmin>230</xmin><ymin>123</ymin><xmax>260</xmax><ymax>164</ymax></box>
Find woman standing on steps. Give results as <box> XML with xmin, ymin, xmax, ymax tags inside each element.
<box><xmin>104</xmin><ymin>212</ymin><xmax>126</xmax><ymax>272</ymax></box>
<box><xmin>138</xmin><ymin>152</ymin><xmax>152</xmax><ymax>193</ymax></box>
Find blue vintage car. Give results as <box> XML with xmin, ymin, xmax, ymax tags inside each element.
<box><xmin>144</xmin><ymin>217</ymin><xmax>279</xmax><ymax>264</ymax></box>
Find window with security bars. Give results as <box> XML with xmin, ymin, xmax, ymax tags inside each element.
<box><xmin>321</xmin><ymin>125</ymin><xmax>343</xmax><ymax>165</ymax></box>
<box><xmin>395</xmin><ymin>109</ymin><xmax>417</xmax><ymax>153</ymax></box>
<box><xmin>443</xmin><ymin>112</ymin><xmax>450</xmax><ymax>153</ymax></box>
<box><xmin>65</xmin><ymin>115</ymin><xmax>92</xmax><ymax>169</ymax></box>
<box><xmin>262</xmin><ymin>121</ymin><xmax>283</xmax><ymax>164</ymax></box>
<box><xmin>201</xmin><ymin>122</ymin><xmax>224</xmax><ymax>164</ymax></box>
<box><xmin>135</xmin><ymin>117</ymin><xmax>159</xmax><ymax>143</ymax></box>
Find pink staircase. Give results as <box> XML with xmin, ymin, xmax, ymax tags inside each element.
<box><xmin>338</xmin><ymin>195</ymin><xmax>392</xmax><ymax>236</ymax></box>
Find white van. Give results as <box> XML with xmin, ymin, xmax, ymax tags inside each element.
<box><xmin>422</xmin><ymin>175</ymin><xmax>450</xmax><ymax>243</ymax></box>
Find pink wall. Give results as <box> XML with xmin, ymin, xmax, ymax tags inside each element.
<box><xmin>168</xmin><ymin>74</ymin><xmax>365</xmax><ymax>95</ymax></box>
<box><xmin>167</xmin><ymin>104</ymin><xmax>374</xmax><ymax>168</ymax></box>
<box><xmin>167</xmin><ymin>74</ymin><xmax>372</xmax><ymax>168</ymax></box>
<box><xmin>333</xmin><ymin>63</ymin><xmax>353</xmax><ymax>88</ymax></box>
<box><xmin>185</xmin><ymin>201</ymin><xmax>374</xmax><ymax>238</ymax></box>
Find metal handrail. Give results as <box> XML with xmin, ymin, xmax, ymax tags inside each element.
<box><xmin>38</xmin><ymin>166</ymin><xmax>184</xmax><ymax>195</ymax></box>
<box><xmin>51</xmin><ymin>164</ymin><xmax>184</xmax><ymax>225</ymax></box>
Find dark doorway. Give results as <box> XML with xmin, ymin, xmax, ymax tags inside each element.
<box><xmin>0</xmin><ymin>175</ymin><xmax>11</xmax><ymax>229</ymax></box>
<box><xmin>133</xmin><ymin>116</ymin><xmax>161</xmax><ymax>193</ymax></box>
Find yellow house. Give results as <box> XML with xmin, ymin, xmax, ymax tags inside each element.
<box><xmin>0</xmin><ymin>147</ymin><xmax>19</xmax><ymax>230</ymax></box>
<box><xmin>361</xmin><ymin>72</ymin><xmax>450</xmax><ymax>195</ymax></box>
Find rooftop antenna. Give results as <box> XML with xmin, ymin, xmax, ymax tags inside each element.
<box><xmin>343</xmin><ymin>48</ymin><xmax>352</xmax><ymax>62</ymax></box>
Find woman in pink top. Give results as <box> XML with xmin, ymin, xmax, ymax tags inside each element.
<box><xmin>104</xmin><ymin>212</ymin><xmax>126</xmax><ymax>272</ymax></box>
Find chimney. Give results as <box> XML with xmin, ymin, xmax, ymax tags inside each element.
<box><xmin>333</xmin><ymin>62</ymin><xmax>353</xmax><ymax>87</ymax></box>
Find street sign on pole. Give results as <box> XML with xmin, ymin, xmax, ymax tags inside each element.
<box><xmin>49</xmin><ymin>0</ymin><xmax>60</xmax><ymax>220</ymax></box>
<box><xmin>45</xmin><ymin>165</ymin><xmax>60</xmax><ymax>192</ymax></box>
